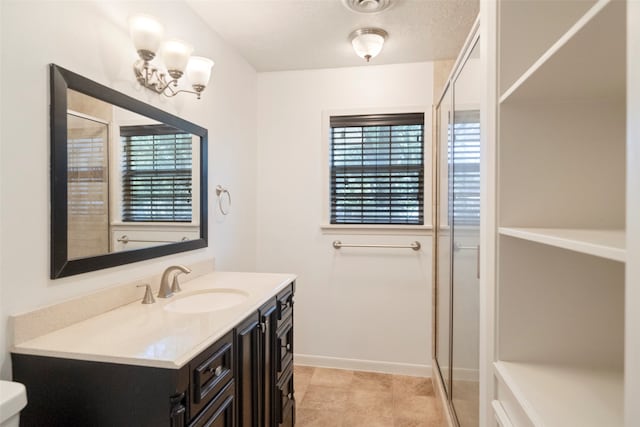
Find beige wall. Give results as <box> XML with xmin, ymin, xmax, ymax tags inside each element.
<box><xmin>433</xmin><ymin>59</ymin><xmax>455</xmax><ymax>104</ymax></box>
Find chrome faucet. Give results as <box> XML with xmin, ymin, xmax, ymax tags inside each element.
<box><xmin>158</xmin><ymin>265</ymin><xmax>191</xmax><ymax>298</ymax></box>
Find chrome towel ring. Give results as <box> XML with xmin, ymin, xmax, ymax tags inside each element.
<box><xmin>215</xmin><ymin>185</ymin><xmax>231</xmax><ymax>215</ymax></box>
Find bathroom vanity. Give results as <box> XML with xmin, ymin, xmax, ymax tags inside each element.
<box><xmin>11</xmin><ymin>272</ymin><xmax>296</xmax><ymax>427</ymax></box>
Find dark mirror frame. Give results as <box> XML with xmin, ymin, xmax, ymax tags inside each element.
<box><xmin>50</xmin><ymin>64</ymin><xmax>208</xmax><ymax>279</ymax></box>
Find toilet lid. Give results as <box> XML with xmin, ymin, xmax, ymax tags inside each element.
<box><xmin>0</xmin><ymin>381</ymin><xmax>27</xmax><ymax>423</ymax></box>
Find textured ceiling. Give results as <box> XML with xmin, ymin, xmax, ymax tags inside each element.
<box><xmin>186</xmin><ymin>0</ymin><xmax>479</xmax><ymax>72</ymax></box>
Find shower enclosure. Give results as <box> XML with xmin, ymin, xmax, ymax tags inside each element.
<box><xmin>434</xmin><ymin>25</ymin><xmax>481</xmax><ymax>427</ymax></box>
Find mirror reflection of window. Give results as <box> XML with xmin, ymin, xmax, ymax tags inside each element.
<box><xmin>120</xmin><ymin>124</ymin><xmax>193</xmax><ymax>223</ymax></box>
<box><xmin>452</xmin><ymin>110</ymin><xmax>480</xmax><ymax>227</ymax></box>
<box><xmin>67</xmin><ymin>112</ymin><xmax>110</xmax><ymax>259</ymax></box>
<box><xmin>52</xmin><ymin>65</ymin><xmax>208</xmax><ymax>278</ymax></box>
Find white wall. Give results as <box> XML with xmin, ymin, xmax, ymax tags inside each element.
<box><xmin>0</xmin><ymin>0</ymin><xmax>4</xmax><ymax>381</ymax></box>
<box><xmin>256</xmin><ymin>63</ymin><xmax>435</xmax><ymax>375</ymax></box>
<box><xmin>0</xmin><ymin>0</ymin><xmax>258</xmax><ymax>378</ymax></box>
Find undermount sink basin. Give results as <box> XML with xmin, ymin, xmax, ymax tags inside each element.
<box><xmin>163</xmin><ymin>289</ymin><xmax>249</xmax><ymax>314</ymax></box>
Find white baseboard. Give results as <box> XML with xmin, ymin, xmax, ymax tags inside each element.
<box><xmin>453</xmin><ymin>367</ymin><xmax>480</xmax><ymax>382</ymax></box>
<box><xmin>294</xmin><ymin>353</ymin><xmax>431</xmax><ymax>377</ymax></box>
<box><xmin>439</xmin><ymin>367</ymin><xmax>480</xmax><ymax>382</ymax></box>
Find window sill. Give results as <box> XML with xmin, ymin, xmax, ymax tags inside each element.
<box><xmin>320</xmin><ymin>224</ymin><xmax>433</xmax><ymax>235</ymax></box>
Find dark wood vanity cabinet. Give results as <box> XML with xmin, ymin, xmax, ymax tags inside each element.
<box><xmin>236</xmin><ymin>282</ymin><xmax>295</xmax><ymax>427</ymax></box>
<box><xmin>274</xmin><ymin>284</ymin><xmax>295</xmax><ymax>427</ymax></box>
<box><xmin>11</xmin><ymin>330</ymin><xmax>235</xmax><ymax>427</ymax></box>
<box><xmin>11</xmin><ymin>282</ymin><xmax>295</xmax><ymax>427</ymax></box>
<box><xmin>12</xmin><ymin>349</ymin><xmax>192</xmax><ymax>426</ymax></box>
<box><xmin>236</xmin><ymin>311</ymin><xmax>262</xmax><ymax>426</ymax></box>
<box><xmin>275</xmin><ymin>366</ymin><xmax>295</xmax><ymax>427</ymax></box>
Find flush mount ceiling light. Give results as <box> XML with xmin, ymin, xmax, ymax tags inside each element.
<box><xmin>129</xmin><ymin>14</ymin><xmax>214</xmax><ymax>99</ymax></box>
<box><xmin>350</xmin><ymin>28</ymin><xmax>388</xmax><ymax>62</ymax></box>
<box><xmin>342</xmin><ymin>0</ymin><xmax>393</xmax><ymax>13</ymax></box>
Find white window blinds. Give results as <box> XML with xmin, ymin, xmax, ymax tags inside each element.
<box><xmin>330</xmin><ymin>113</ymin><xmax>425</xmax><ymax>225</ymax></box>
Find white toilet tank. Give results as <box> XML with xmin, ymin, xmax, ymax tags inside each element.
<box><xmin>0</xmin><ymin>380</ymin><xmax>27</xmax><ymax>427</ymax></box>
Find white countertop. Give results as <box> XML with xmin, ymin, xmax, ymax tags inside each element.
<box><xmin>12</xmin><ymin>272</ymin><xmax>296</xmax><ymax>369</ymax></box>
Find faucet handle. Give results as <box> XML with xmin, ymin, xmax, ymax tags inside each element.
<box><xmin>137</xmin><ymin>284</ymin><xmax>156</xmax><ymax>304</ymax></box>
<box><xmin>171</xmin><ymin>275</ymin><xmax>182</xmax><ymax>293</ymax></box>
<box><xmin>171</xmin><ymin>269</ymin><xmax>190</xmax><ymax>293</ymax></box>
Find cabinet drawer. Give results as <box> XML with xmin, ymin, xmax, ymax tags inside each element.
<box><xmin>190</xmin><ymin>331</ymin><xmax>234</xmax><ymax>417</ymax></box>
<box><xmin>189</xmin><ymin>381</ymin><xmax>235</xmax><ymax>427</ymax></box>
<box><xmin>275</xmin><ymin>365</ymin><xmax>295</xmax><ymax>427</ymax></box>
<box><xmin>276</xmin><ymin>316</ymin><xmax>294</xmax><ymax>375</ymax></box>
<box><xmin>276</xmin><ymin>284</ymin><xmax>294</xmax><ymax>329</ymax></box>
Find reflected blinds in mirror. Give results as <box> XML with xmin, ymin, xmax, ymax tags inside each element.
<box><xmin>329</xmin><ymin>113</ymin><xmax>425</xmax><ymax>225</ymax></box>
<box><xmin>452</xmin><ymin>110</ymin><xmax>480</xmax><ymax>226</ymax></box>
<box><xmin>121</xmin><ymin>124</ymin><xmax>192</xmax><ymax>222</ymax></box>
<box><xmin>67</xmin><ymin>113</ymin><xmax>109</xmax><ymax>259</ymax></box>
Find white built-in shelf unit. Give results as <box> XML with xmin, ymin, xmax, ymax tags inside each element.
<box><xmin>492</xmin><ymin>0</ymin><xmax>628</xmax><ymax>426</ymax></box>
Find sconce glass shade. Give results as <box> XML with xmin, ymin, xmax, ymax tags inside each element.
<box><xmin>129</xmin><ymin>14</ymin><xmax>164</xmax><ymax>60</ymax></box>
<box><xmin>187</xmin><ymin>56</ymin><xmax>215</xmax><ymax>90</ymax></box>
<box><xmin>162</xmin><ymin>39</ymin><xmax>193</xmax><ymax>78</ymax></box>
<box><xmin>129</xmin><ymin>13</ymin><xmax>213</xmax><ymax>99</ymax></box>
<box><xmin>350</xmin><ymin>28</ymin><xmax>388</xmax><ymax>62</ymax></box>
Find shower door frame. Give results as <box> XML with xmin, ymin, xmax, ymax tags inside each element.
<box><xmin>432</xmin><ymin>18</ymin><xmax>480</xmax><ymax>427</ymax></box>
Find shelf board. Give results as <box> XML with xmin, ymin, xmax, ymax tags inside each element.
<box><xmin>498</xmin><ymin>228</ymin><xmax>625</xmax><ymax>262</ymax></box>
<box><xmin>494</xmin><ymin>361</ymin><xmax>623</xmax><ymax>427</ymax></box>
<box><xmin>499</xmin><ymin>0</ymin><xmax>625</xmax><ymax>104</ymax></box>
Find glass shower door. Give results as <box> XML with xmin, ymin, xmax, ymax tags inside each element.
<box><xmin>451</xmin><ymin>39</ymin><xmax>480</xmax><ymax>427</ymax></box>
<box><xmin>67</xmin><ymin>112</ymin><xmax>110</xmax><ymax>259</ymax></box>
<box><xmin>435</xmin><ymin>82</ymin><xmax>453</xmax><ymax>397</ymax></box>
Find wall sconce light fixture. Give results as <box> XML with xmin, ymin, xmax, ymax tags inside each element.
<box><xmin>350</xmin><ymin>28</ymin><xmax>388</xmax><ymax>62</ymax></box>
<box><xmin>129</xmin><ymin>14</ymin><xmax>214</xmax><ymax>99</ymax></box>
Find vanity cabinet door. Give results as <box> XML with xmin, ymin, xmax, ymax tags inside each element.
<box><xmin>236</xmin><ymin>311</ymin><xmax>262</xmax><ymax>427</ymax></box>
<box><xmin>260</xmin><ymin>298</ymin><xmax>278</xmax><ymax>427</ymax></box>
<box><xmin>235</xmin><ymin>297</ymin><xmax>283</xmax><ymax>427</ymax></box>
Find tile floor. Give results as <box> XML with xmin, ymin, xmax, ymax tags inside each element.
<box><xmin>294</xmin><ymin>365</ymin><xmax>446</xmax><ymax>427</ymax></box>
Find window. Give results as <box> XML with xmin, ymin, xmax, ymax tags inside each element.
<box><xmin>120</xmin><ymin>124</ymin><xmax>192</xmax><ymax>222</ymax></box>
<box><xmin>452</xmin><ymin>110</ymin><xmax>480</xmax><ymax>226</ymax></box>
<box><xmin>330</xmin><ymin>113</ymin><xmax>425</xmax><ymax>225</ymax></box>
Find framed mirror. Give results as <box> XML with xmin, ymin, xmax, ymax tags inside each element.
<box><xmin>50</xmin><ymin>64</ymin><xmax>208</xmax><ymax>279</ymax></box>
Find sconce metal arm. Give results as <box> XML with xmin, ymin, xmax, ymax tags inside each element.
<box><xmin>134</xmin><ymin>60</ymin><xmax>203</xmax><ymax>99</ymax></box>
